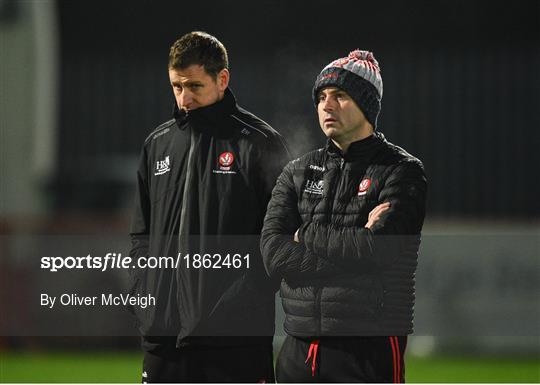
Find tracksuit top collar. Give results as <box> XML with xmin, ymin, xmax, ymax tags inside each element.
<box><xmin>326</xmin><ymin>131</ymin><xmax>386</xmax><ymax>163</ymax></box>
<box><xmin>173</xmin><ymin>88</ymin><xmax>238</xmax><ymax>129</ymax></box>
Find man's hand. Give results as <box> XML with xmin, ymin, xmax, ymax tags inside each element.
<box><xmin>365</xmin><ymin>202</ymin><xmax>391</xmax><ymax>229</ymax></box>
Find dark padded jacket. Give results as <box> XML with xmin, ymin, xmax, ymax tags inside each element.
<box><xmin>261</xmin><ymin>132</ymin><xmax>427</xmax><ymax>336</ymax></box>
<box><xmin>129</xmin><ymin>89</ymin><xmax>289</xmax><ymax>347</ymax></box>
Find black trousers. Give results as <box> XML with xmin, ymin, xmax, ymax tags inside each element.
<box><xmin>276</xmin><ymin>335</ymin><xmax>407</xmax><ymax>383</ymax></box>
<box><xmin>141</xmin><ymin>341</ymin><xmax>275</xmax><ymax>383</ymax></box>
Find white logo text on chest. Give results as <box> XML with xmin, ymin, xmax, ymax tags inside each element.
<box><xmin>155</xmin><ymin>156</ymin><xmax>170</xmax><ymax>176</ymax></box>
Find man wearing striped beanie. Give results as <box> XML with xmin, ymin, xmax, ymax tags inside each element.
<box><xmin>313</xmin><ymin>49</ymin><xmax>383</xmax><ymax>130</ymax></box>
<box><xmin>261</xmin><ymin>50</ymin><xmax>427</xmax><ymax>382</ymax></box>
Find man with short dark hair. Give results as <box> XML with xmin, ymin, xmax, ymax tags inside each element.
<box><xmin>129</xmin><ymin>31</ymin><xmax>289</xmax><ymax>382</ymax></box>
<box><xmin>261</xmin><ymin>50</ymin><xmax>427</xmax><ymax>382</ymax></box>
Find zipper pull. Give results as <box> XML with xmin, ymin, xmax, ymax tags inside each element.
<box><xmin>340</xmin><ymin>158</ymin><xmax>345</xmax><ymax>170</ymax></box>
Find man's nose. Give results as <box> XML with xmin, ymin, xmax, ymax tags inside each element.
<box><xmin>322</xmin><ymin>97</ymin><xmax>336</xmax><ymax>112</ymax></box>
<box><xmin>179</xmin><ymin>90</ymin><xmax>193</xmax><ymax>110</ymax></box>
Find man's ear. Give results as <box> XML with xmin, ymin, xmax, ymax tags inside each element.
<box><xmin>217</xmin><ymin>68</ymin><xmax>230</xmax><ymax>92</ymax></box>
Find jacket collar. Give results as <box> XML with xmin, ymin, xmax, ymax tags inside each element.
<box><xmin>326</xmin><ymin>131</ymin><xmax>386</xmax><ymax>163</ymax></box>
<box><xmin>173</xmin><ymin>88</ymin><xmax>238</xmax><ymax>129</ymax></box>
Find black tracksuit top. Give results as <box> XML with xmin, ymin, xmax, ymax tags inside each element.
<box><xmin>128</xmin><ymin>89</ymin><xmax>289</xmax><ymax>346</ymax></box>
<box><xmin>261</xmin><ymin>132</ymin><xmax>427</xmax><ymax>336</ymax></box>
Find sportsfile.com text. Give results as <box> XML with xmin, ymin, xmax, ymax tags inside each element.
<box><xmin>40</xmin><ymin>253</ymin><xmax>250</xmax><ymax>272</ymax></box>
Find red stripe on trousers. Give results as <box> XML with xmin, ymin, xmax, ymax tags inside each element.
<box><xmin>389</xmin><ymin>336</ymin><xmax>398</xmax><ymax>383</ymax></box>
<box><xmin>394</xmin><ymin>337</ymin><xmax>402</xmax><ymax>383</ymax></box>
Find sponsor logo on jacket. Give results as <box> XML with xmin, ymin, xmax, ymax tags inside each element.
<box><xmin>154</xmin><ymin>156</ymin><xmax>170</xmax><ymax>176</ymax></box>
<box><xmin>309</xmin><ymin>164</ymin><xmax>325</xmax><ymax>172</ymax></box>
<box><xmin>213</xmin><ymin>151</ymin><xmax>237</xmax><ymax>175</ymax></box>
<box><xmin>304</xmin><ymin>179</ymin><xmax>324</xmax><ymax>195</ymax></box>
<box><xmin>358</xmin><ymin>178</ymin><xmax>371</xmax><ymax>196</ymax></box>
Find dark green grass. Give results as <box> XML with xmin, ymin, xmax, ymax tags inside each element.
<box><xmin>1</xmin><ymin>351</ymin><xmax>539</xmax><ymax>383</ymax></box>
<box><xmin>406</xmin><ymin>355</ymin><xmax>539</xmax><ymax>383</ymax></box>
<box><xmin>0</xmin><ymin>352</ymin><xmax>141</xmax><ymax>383</ymax></box>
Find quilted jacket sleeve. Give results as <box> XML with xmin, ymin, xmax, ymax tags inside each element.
<box><xmin>300</xmin><ymin>160</ymin><xmax>427</xmax><ymax>269</ymax></box>
<box><xmin>260</xmin><ymin>162</ymin><xmax>340</xmax><ymax>280</ymax></box>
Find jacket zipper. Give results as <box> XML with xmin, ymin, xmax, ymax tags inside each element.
<box><xmin>331</xmin><ymin>156</ymin><xmax>346</xmax><ymax>212</ymax></box>
<box><xmin>314</xmin><ymin>156</ymin><xmax>345</xmax><ymax>336</ymax></box>
<box><xmin>178</xmin><ymin>127</ymin><xmax>196</xmax><ymax>248</ymax></box>
<box><xmin>175</xmin><ymin>126</ymin><xmax>196</xmax><ymax>348</ymax></box>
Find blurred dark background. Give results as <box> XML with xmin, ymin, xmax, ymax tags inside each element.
<box><xmin>1</xmin><ymin>0</ymin><xmax>538</xmax><ymax>219</ymax></box>
<box><xmin>52</xmin><ymin>0</ymin><xmax>539</xmax><ymax>218</ymax></box>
